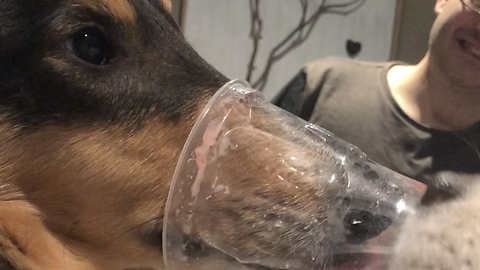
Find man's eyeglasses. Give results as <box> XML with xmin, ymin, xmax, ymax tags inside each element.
<box><xmin>461</xmin><ymin>0</ymin><xmax>480</xmax><ymax>15</ymax></box>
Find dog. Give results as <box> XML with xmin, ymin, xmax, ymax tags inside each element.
<box><xmin>0</xmin><ymin>0</ymin><xmax>476</xmax><ymax>269</ymax></box>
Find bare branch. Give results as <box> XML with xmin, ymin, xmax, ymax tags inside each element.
<box><xmin>246</xmin><ymin>0</ymin><xmax>262</xmax><ymax>82</ymax></box>
<box><xmin>246</xmin><ymin>0</ymin><xmax>366</xmax><ymax>91</ymax></box>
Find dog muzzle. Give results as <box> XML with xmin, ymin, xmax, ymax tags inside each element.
<box><xmin>163</xmin><ymin>80</ymin><xmax>426</xmax><ymax>270</ymax></box>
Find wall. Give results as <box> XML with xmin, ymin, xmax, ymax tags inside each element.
<box><xmin>391</xmin><ymin>0</ymin><xmax>436</xmax><ymax>64</ymax></box>
<box><xmin>181</xmin><ymin>0</ymin><xmax>398</xmax><ymax>100</ymax></box>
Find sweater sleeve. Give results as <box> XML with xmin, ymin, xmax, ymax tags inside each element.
<box><xmin>271</xmin><ymin>69</ymin><xmax>309</xmax><ymax>119</ymax></box>
<box><xmin>272</xmin><ymin>57</ymin><xmax>339</xmax><ymax>120</ymax></box>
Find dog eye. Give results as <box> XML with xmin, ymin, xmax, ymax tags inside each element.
<box><xmin>71</xmin><ymin>28</ymin><xmax>110</xmax><ymax>65</ymax></box>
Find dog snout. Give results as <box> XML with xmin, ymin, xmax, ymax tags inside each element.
<box><xmin>331</xmin><ymin>160</ymin><xmax>404</xmax><ymax>244</ymax></box>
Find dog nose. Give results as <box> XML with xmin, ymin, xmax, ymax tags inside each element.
<box><xmin>343</xmin><ymin>209</ymin><xmax>392</xmax><ymax>242</ymax></box>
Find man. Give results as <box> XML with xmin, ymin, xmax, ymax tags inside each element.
<box><xmin>273</xmin><ymin>0</ymin><xmax>480</xmax><ymax>203</ymax></box>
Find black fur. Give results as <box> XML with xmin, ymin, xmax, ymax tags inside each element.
<box><xmin>0</xmin><ymin>0</ymin><xmax>228</xmax><ymax>130</ymax></box>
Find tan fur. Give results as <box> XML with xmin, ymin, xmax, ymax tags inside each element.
<box><xmin>0</xmin><ymin>111</ymin><xmax>201</xmax><ymax>268</ymax></box>
<box><xmin>0</xmin><ymin>202</ymin><xmax>95</xmax><ymax>270</ymax></box>
<box><xmin>77</xmin><ymin>0</ymin><xmax>137</xmax><ymax>25</ymax></box>
<box><xmin>195</xmin><ymin>127</ymin><xmax>335</xmax><ymax>260</ymax></box>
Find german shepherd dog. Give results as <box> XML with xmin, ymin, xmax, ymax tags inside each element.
<box><xmin>0</xmin><ymin>0</ymin><xmax>474</xmax><ymax>269</ymax></box>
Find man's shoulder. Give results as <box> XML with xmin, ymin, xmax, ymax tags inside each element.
<box><xmin>301</xmin><ymin>57</ymin><xmax>390</xmax><ymax>92</ymax></box>
<box><xmin>304</xmin><ymin>57</ymin><xmax>388</xmax><ymax>77</ymax></box>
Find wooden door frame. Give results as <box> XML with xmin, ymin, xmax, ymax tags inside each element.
<box><xmin>171</xmin><ymin>0</ymin><xmax>187</xmax><ymax>32</ymax></box>
<box><xmin>389</xmin><ymin>0</ymin><xmax>404</xmax><ymax>60</ymax></box>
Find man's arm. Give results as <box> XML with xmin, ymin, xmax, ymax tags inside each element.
<box><xmin>272</xmin><ymin>70</ymin><xmax>312</xmax><ymax>120</ymax></box>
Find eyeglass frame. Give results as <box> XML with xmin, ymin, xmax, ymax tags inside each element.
<box><xmin>460</xmin><ymin>0</ymin><xmax>480</xmax><ymax>15</ymax></box>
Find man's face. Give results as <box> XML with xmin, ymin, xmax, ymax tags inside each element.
<box><xmin>429</xmin><ymin>0</ymin><xmax>480</xmax><ymax>88</ymax></box>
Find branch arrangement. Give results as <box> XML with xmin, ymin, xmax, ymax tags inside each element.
<box><xmin>246</xmin><ymin>0</ymin><xmax>366</xmax><ymax>92</ymax></box>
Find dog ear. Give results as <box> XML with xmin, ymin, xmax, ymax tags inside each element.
<box><xmin>0</xmin><ymin>201</ymin><xmax>93</xmax><ymax>270</ymax></box>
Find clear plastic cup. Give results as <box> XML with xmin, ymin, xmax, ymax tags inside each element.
<box><xmin>163</xmin><ymin>80</ymin><xmax>426</xmax><ymax>270</ymax></box>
